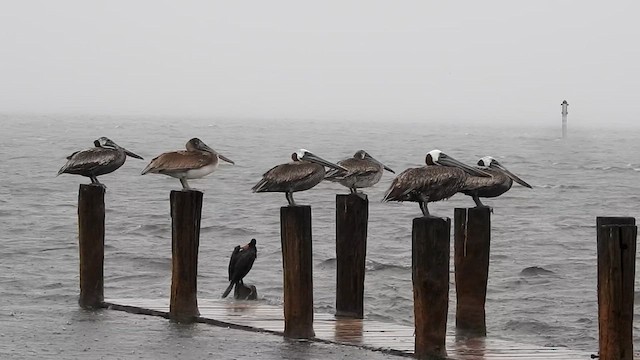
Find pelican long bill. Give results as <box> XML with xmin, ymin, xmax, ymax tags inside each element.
<box><xmin>491</xmin><ymin>162</ymin><xmax>532</xmax><ymax>188</ymax></box>
<box><xmin>218</xmin><ymin>154</ymin><xmax>235</xmax><ymax>165</ymax></box>
<box><xmin>124</xmin><ymin>149</ymin><xmax>143</xmax><ymax>159</ymax></box>
<box><xmin>367</xmin><ymin>153</ymin><xmax>395</xmax><ymax>174</ymax></box>
<box><xmin>301</xmin><ymin>152</ymin><xmax>348</xmax><ymax>172</ymax></box>
<box><xmin>438</xmin><ymin>153</ymin><xmax>491</xmax><ymax>177</ymax></box>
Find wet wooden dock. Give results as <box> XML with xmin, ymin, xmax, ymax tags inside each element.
<box><xmin>103</xmin><ymin>298</ymin><xmax>595</xmax><ymax>359</ymax></box>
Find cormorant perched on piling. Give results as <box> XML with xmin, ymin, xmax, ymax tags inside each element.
<box><xmin>57</xmin><ymin>137</ymin><xmax>143</xmax><ymax>185</ymax></box>
<box><xmin>222</xmin><ymin>239</ymin><xmax>257</xmax><ymax>299</ymax></box>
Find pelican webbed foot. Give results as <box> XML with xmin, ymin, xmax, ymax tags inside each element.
<box><xmin>347</xmin><ymin>187</ymin><xmax>367</xmax><ymax>200</ymax></box>
<box><xmin>473</xmin><ymin>196</ymin><xmax>493</xmax><ymax>213</ymax></box>
<box><xmin>89</xmin><ymin>176</ymin><xmax>103</xmax><ymax>185</ymax></box>
<box><xmin>88</xmin><ymin>177</ymin><xmax>107</xmax><ymax>189</ymax></box>
<box><xmin>474</xmin><ymin>204</ymin><xmax>493</xmax><ymax>210</ymax></box>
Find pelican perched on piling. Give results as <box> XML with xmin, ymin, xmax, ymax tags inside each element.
<box><xmin>252</xmin><ymin>149</ymin><xmax>348</xmax><ymax>206</ymax></box>
<box><xmin>461</xmin><ymin>156</ymin><xmax>532</xmax><ymax>207</ymax></box>
<box><xmin>324</xmin><ymin>150</ymin><xmax>395</xmax><ymax>194</ymax></box>
<box><xmin>57</xmin><ymin>137</ymin><xmax>143</xmax><ymax>185</ymax></box>
<box><xmin>141</xmin><ymin>138</ymin><xmax>234</xmax><ymax>190</ymax></box>
<box><xmin>382</xmin><ymin>150</ymin><xmax>490</xmax><ymax>216</ymax></box>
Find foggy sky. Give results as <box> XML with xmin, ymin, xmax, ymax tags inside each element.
<box><xmin>1</xmin><ymin>1</ymin><xmax>639</xmax><ymax>125</ymax></box>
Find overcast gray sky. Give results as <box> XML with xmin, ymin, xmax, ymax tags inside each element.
<box><xmin>1</xmin><ymin>1</ymin><xmax>638</xmax><ymax>124</ymax></box>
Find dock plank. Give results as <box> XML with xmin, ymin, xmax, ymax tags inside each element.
<box><xmin>105</xmin><ymin>298</ymin><xmax>595</xmax><ymax>359</ymax></box>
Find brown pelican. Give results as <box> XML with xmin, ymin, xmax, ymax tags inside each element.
<box><xmin>57</xmin><ymin>137</ymin><xmax>143</xmax><ymax>185</ymax></box>
<box><xmin>382</xmin><ymin>149</ymin><xmax>490</xmax><ymax>216</ymax></box>
<box><xmin>252</xmin><ymin>149</ymin><xmax>348</xmax><ymax>206</ymax></box>
<box><xmin>461</xmin><ymin>156</ymin><xmax>532</xmax><ymax>207</ymax></box>
<box><xmin>222</xmin><ymin>238</ymin><xmax>257</xmax><ymax>299</ymax></box>
<box><xmin>324</xmin><ymin>150</ymin><xmax>395</xmax><ymax>194</ymax></box>
<box><xmin>141</xmin><ymin>138</ymin><xmax>234</xmax><ymax>190</ymax></box>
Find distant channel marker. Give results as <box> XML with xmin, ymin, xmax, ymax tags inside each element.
<box><xmin>561</xmin><ymin>100</ymin><xmax>569</xmax><ymax>138</ymax></box>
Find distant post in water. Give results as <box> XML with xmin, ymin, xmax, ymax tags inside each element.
<box><xmin>412</xmin><ymin>216</ymin><xmax>450</xmax><ymax>359</ymax></box>
<box><xmin>281</xmin><ymin>206</ymin><xmax>315</xmax><ymax>338</ymax></box>
<box><xmin>335</xmin><ymin>194</ymin><xmax>368</xmax><ymax>318</ymax></box>
<box><xmin>78</xmin><ymin>184</ymin><xmax>105</xmax><ymax>309</ymax></box>
<box><xmin>561</xmin><ymin>100</ymin><xmax>569</xmax><ymax>138</ymax></box>
<box><xmin>596</xmin><ymin>216</ymin><xmax>636</xmax><ymax>360</ymax></box>
<box><xmin>169</xmin><ymin>190</ymin><xmax>203</xmax><ymax>322</ymax></box>
<box><xmin>454</xmin><ymin>207</ymin><xmax>491</xmax><ymax>337</ymax></box>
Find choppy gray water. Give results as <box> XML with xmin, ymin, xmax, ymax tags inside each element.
<box><xmin>2</xmin><ymin>115</ymin><xmax>640</xmax><ymax>357</ymax></box>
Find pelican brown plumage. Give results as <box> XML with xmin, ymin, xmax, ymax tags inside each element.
<box><xmin>57</xmin><ymin>137</ymin><xmax>143</xmax><ymax>185</ymax></box>
<box><xmin>461</xmin><ymin>156</ymin><xmax>532</xmax><ymax>207</ymax></box>
<box><xmin>141</xmin><ymin>138</ymin><xmax>234</xmax><ymax>190</ymax></box>
<box><xmin>251</xmin><ymin>149</ymin><xmax>348</xmax><ymax>206</ymax></box>
<box><xmin>324</xmin><ymin>150</ymin><xmax>395</xmax><ymax>194</ymax></box>
<box><xmin>382</xmin><ymin>149</ymin><xmax>490</xmax><ymax>216</ymax></box>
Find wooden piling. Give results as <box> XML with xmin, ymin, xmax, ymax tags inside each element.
<box><xmin>169</xmin><ymin>190</ymin><xmax>203</xmax><ymax>322</ymax></box>
<box><xmin>596</xmin><ymin>216</ymin><xmax>636</xmax><ymax>360</ymax></box>
<box><xmin>412</xmin><ymin>216</ymin><xmax>451</xmax><ymax>359</ymax></box>
<box><xmin>454</xmin><ymin>207</ymin><xmax>491</xmax><ymax>336</ymax></box>
<box><xmin>335</xmin><ymin>194</ymin><xmax>368</xmax><ymax>318</ymax></box>
<box><xmin>78</xmin><ymin>184</ymin><xmax>105</xmax><ymax>309</ymax></box>
<box><xmin>280</xmin><ymin>205</ymin><xmax>315</xmax><ymax>339</ymax></box>
<box><xmin>234</xmin><ymin>283</ymin><xmax>258</xmax><ymax>300</ymax></box>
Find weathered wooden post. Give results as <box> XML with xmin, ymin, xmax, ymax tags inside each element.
<box><xmin>454</xmin><ymin>207</ymin><xmax>491</xmax><ymax>336</ymax></box>
<box><xmin>281</xmin><ymin>205</ymin><xmax>315</xmax><ymax>338</ymax></box>
<box><xmin>413</xmin><ymin>216</ymin><xmax>450</xmax><ymax>359</ymax></box>
<box><xmin>169</xmin><ymin>190</ymin><xmax>203</xmax><ymax>322</ymax></box>
<box><xmin>596</xmin><ymin>216</ymin><xmax>636</xmax><ymax>360</ymax></box>
<box><xmin>78</xmin><ymin>184</ymin><xmax>105</xmax><ymax>309</ymax></box>
<box><xmin>234</xmin><ymin>283</ymin><xmax>258</xmax><ymax>300</ymax></box>
<box><xmin>335</xmin><ymin>194</ymin><xmax>368</xmax><ymax>318</ymax></box>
